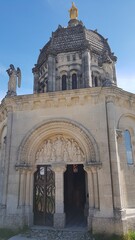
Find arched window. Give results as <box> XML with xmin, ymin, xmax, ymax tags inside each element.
<box><xmin>62</xmin><ymin>75</ymin><xmax>67</xmax><ymax>90</ymax></box>
<box><xmin>72</xmin><ymin>73</ymin><xmax>77</xmax><ymax>89</ymax></box>
<box><xmin>95</xmin><ymin>77</ymin><xmax>98</xmax><ymax>87</ymax></box>
<box><xmin>124</xmin><ymin>130</ymin><xmax>133</xmax><ymax>165</ymax></box>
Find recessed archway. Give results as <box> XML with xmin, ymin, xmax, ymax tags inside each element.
<box><xmin>64</xmin><ymin>164</ymin><xmax>87</xmax><ymax>227</ymax></box>
<box><xmin>16</xmin><ymin>118</ymin><xmax>100</xmax><ymax>228</ymax></box>
<box><xmin>17</xmin><ymin>118</ymin><xmax>100</xmax><ymax>166</ymax></box>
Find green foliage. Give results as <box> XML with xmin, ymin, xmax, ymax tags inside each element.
<box><xmin>124</xmin><ymin>231</ymin><xmax>135</xmax><ymax>240</ymax></box>
<box><xmin>0</xmin><ymin>226</ymin><xmax>29</xmax><ymax>240</ymax></box>
<box><xmin>0</xmin><ymin>228</ymin><xmax>18</xmax><ymax>240</ymax></box>
<box><xmin>93</xmin><ymin>231</ymin><xmax>135</xmax><ymax>240</ymax></box>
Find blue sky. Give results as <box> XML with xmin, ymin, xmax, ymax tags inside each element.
<box><xmin>0</xmin><ymin>0</ymin><xmax>135</xmax><ymax>101</ymax></box>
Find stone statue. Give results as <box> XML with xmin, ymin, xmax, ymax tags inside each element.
<box><xmin>54</xmin><ymin>136</ymin><xmax>64</xmax><ymax>160</ymax></box>
<box><xmin>69</xmin><ymin>2</ymin><xmax>78</xmax><ymax>20</ymax></box>
<box><xmin>6</xmin><ymin>64</ymin><xmax>21</xmax><ymax>96</ymax></box>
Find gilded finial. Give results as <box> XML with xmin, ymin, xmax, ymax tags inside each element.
<box><xmin>69</xmin><ymin>2</ymin><xmax>78</xmax><ymax>20</ymax></box>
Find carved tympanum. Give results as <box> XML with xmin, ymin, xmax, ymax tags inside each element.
<box><xmin>36</xmin><ymin>135</ymin><xmax>85</xmax><ymax>163</ymax></box>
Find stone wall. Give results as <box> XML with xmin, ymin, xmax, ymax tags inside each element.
<box><xmin>0</xmin><ymin>87</ymin><xmax>135</xmax><ymax>234</ymax></box>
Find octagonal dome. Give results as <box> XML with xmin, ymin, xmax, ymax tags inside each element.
<box><xmin>37</xmin><ymin>22</ymin><xmax>116</xmax><ymax>67</ymax></box>
<box><xmin>33</xmin><ymin>4</ymin><xmax>117</xmax><ymax>94</ymax></box>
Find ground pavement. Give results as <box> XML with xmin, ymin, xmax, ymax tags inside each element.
<box><xmin>9</xmin><ymin>227</ymin><xmax>94</xmax><ymax>240</ymax></box>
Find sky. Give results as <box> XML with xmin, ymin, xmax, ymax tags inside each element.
<box><xmin>0</xmin><ymin>0</ymin><xmax>135</xmax><ymax>101</ymax></box>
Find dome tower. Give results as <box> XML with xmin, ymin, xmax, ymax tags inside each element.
<box><xmin>32</xmin><ymin>3</ymin><xmax>117</xmax><ymax>93</ymax></box>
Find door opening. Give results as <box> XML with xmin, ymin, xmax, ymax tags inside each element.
<box><xmin>64</xmin><ymin>164</ymin><xmax>86</xmax><ymax>227</ymax></box>
<box><xmin>33</xmin><ymin>165</ymin><xmax>55</xmax><ymax>226</ymax></box>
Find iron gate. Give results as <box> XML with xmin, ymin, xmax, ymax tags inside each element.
<box><xmin>33</xmin><ymin>165</ymin><xmax>55</xmax><ymax>226</ymax></box>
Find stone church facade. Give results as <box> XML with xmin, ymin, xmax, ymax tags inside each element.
<box><xmin>0</xmin><ymin>3</ymin><xmax>135</xmax><ymax>235</ymax></box>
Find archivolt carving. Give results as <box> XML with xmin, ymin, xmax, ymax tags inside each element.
<box><xmin>17</xmin><ymin>118</ymin><xmax>100</xmax><ymax>165</ymax></box>
<box><xmin>36</xmin><ymin>135</ymin><xmax>85</xmax><ymax>164</ymax></box>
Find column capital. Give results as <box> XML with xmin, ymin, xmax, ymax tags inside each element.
<box><xmin>91</xmin><ymin>166</ymin><xmax>97</xmax><ymax>174</ymax></box>
<box><xmin>51</xmin><ymin>163</ymin><xmax>67</xmax><ymax>173</ymax></box>
<box><xmin>105</xmin><ymin>96</ymin><xmax>115</xmax><ymax>104</ymax></box>
<box><xmin>115</xmin><ymin>129</ymin><xmax>123</xmax><ymax>139</ymax></box>
<box><xmin>84</xmin><ymin>163</ymin><xmax>102</xmax><ymax>173</ymax></box>
<box><xmin>15</xmin><ymin>163</ymin><xmax>33</xmax><ymax>172</ymax></box>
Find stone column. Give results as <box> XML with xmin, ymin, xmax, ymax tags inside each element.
<box><xmin>67</xmin><ymin>71</ymin><xmax>71</xmax><ymax>90</ymax></box>
<box><xmin>52</xmin><ymin>163</ymin><xmax>66</xmax><ymax>228</ymax></box>
<box><xmin>82</xmin><ymin>50</ymin><xmax>92</xmax><ymax>88</ymax></box>
<box><xmin>19</xmin><ymin>170</ymin><xmax>26</xmax><ymax>206</ymax></box>
<box><xmin>15</xmin><ymin>164</ymin><xmax>34</xmax><ymax>226</ymax></box>
<box><xmin>48</xmin><ymin>54</ymin><xmax>56</xmax><ymax>92</ymax></box>
<box><xmin>33</xmin><ymin>69</ymin><xmax>39</xmax><ymax>93</ymax></box>
<box><xmin>84</xmin><ymin>165</ymin><xmax>94</xmax><ymax>230</ymax></box>
<box><xmin>91</xmin><ymin>166</ymin><xmax>99</xmax><ymax>209</ymax></box>
<box><xmin>25</xmin><ymin>171</ymin><xmax>31</xmax><ymax>206</ymax></box>
<box><xmin>106</xmin><ymin>98</ymin><xmax>124</xmax><ymax>216</ymax></box>
<box><xmin>1</xmin><ymin>112</ymin><xmax>13</xmax><ymax>207</ymax></box>
<box><xmin>116</xmin><ymin>130</ymin><xmax>127</xmax><ymax>208</ymax></box>
<box><xmin>84</xmin><ymin>164</ymin><xmax>101</xmax><ymax>230</ymax></box>
<box><xmin>0</xmin><ymin>138</ymin><xmax>6</xmax><ymax>204</ymax></box>
<box><xmin>25</xmin><ymin>168</ymin><xmax>35</xmax><ymax>226</ymax></box>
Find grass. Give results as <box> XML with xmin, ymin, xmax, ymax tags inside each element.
<box><xmin>1</xmin><ymin>228</ymin><xmax>135</xmax><ymax>240</ymax></box>
<box><xmin>93</xmin><ymin>231</ymin><xmax>135</xmax><ymax>240</ymax></box>
<box><xmin>124</xmin><ymin>231</ymin><xmax>135</xmax><ymax>240</ymax></box>
<box><xmin>0</xmin><ymin>228</ymin><xmax>19</xmax><ymax>240</ymax></box>
<box><xmin>0</xmin><ymin>226</ymin><xmax>29</xmax><ymax>240</ymax></box>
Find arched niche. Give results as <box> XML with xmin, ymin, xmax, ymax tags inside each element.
<box><xmin>117</xmin><ymin>113</ymin><xmax>135</xmax><ymax>208</ymax></box>
<box><xmin>17</xmin><ymin>118</ymin><xmax>100</xmax><ymax>166</ymax></box>
<box><xmin>117</xmin><ymin>113</ymin><xmax>135</xmax><ymax>132</ymax></box>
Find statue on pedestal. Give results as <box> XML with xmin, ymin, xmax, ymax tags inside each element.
<box><xmin>69</xmin><ymin>2</ymin><xmax>78</xmax><ymax>20</ymax></box>
<box><xmin>6</xmin><ymin>64</ymin><xmax>21</xmax><ymax>96</ymax></box>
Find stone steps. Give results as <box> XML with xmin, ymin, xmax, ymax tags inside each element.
<box><xmin>20</xmin><ymin>227</ymin><xmax>94</xmax><ymax>240</ymax></box>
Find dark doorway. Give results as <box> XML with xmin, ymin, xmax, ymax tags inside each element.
<box><xmin>33</xmin><ymin>165</ymin><xmax>55</xmax><ymax>226</ymax></box>
<box><xmin>64</xmin><ymin>164</ymin><xmax>86</xmax><ymax>227</ymax></box>
<box><xmin>62</xmin><ymin>75</ymin><xmax>67</xmax><ymax>90</ymax></box>
<box><xmin>72</xmin><ymin>73</ymin><xmax>77</xmax><ymax>89</ymax></box>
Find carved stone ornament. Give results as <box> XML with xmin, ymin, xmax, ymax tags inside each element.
<box><xmin>6</xmin><ymin>64</ymin><xmax>21</xmax><ymax>96</ymax></box>
<box><xmin>116</xmin><ymin>129</ymin><xmax>123</xmax><ymax>139</ymax></box>
<box><xmin>17</xmin><ymin>119</ymin><xmax>99</xmax><ymax>165</ymax></box>
<box><xmin>36</xmin><ymin>135</ymin><xmax>85</xmax><ymax>164</ymax></box>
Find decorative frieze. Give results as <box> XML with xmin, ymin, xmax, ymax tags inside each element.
<box><xmin>1</xmin><ymin>88</ymin><xmax>135</xmax><ymax>117</ymax></box>
<box><xmin>36</xmin><ymin>135</ymin><xmax>85</xmax><ymax>164</ymax></box>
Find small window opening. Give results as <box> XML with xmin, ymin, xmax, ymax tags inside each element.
<box><xmin>72</xmin><ymin>73</ymin><xmax>77</xmax><ymax>89</ymax></box>
<box><xmin>124</xmin><ymin>130</ymin><xmax>133</xmax><ymax>165</ymax></box>
<box><xmin>95</xmin><ymin>77</ymin><xmax>98</xmax><ymax>87</ymax></box>
<box><xmin>62</xmin><ymin>75</ymin><xmax>67</xmax><ymax>90</ymax></box>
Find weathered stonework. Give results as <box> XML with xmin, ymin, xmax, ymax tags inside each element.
<box><xmin>1</xmin><ymin>5</ymin><xmax>135</xmax><ymax>235</ymax></box>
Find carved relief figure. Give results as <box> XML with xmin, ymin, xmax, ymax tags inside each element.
<box><xmin>76</xmin><ymin>146</ymin><xmax>84</xmax><ymax>162</ymax></box>
<box><xmin>66</xmin><ymin>140</ymin><xmax>72</xmax><ymax>159</ymax></box>
<box><xmin>54</xmin><ymin>136</ymin><xmax>64</xmax><ymax>160</ymax></box>
<box><xmin>46</xmin><ymin>139</ymin><xmax>52</xmax><ymax>160</ymax></box>
<box><xmin>36</xmin><ymin>135</ymin><xmax>85</xmax><ymax>163</ymax></box>
<box><xmin>6</xmin><ymin>64</ymin><xmax>21</xmax><ymax>96</ymax></box>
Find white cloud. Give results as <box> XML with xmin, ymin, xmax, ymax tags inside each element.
<box><xmin>117</xmin><ymin>72</ymin><xmax>135</xmax><ymax>94</ymax></box>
